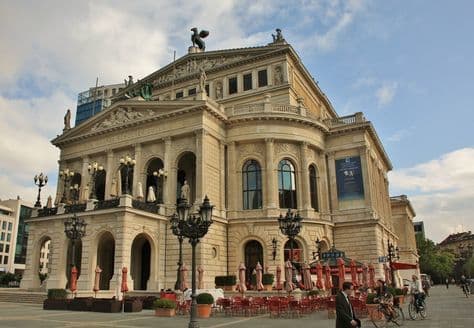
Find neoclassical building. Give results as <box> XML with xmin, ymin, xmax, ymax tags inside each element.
<box><xmin>21</xmin><ymin>31</ymin><xmax>418</xmax><ymax>293</ymax></box>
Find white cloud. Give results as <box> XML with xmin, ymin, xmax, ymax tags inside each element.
<box><xmin>376</xmin><ymin>81</ymin><xmax>398</xmax><ymax>107</ymax></box>
<box><xmin>387</xmin><ymin>127</ymin><xmax>414</xmax><ymax>142</ymax></box>
<box><xmin>389</xmin><ymin>148</ymin><xmax>474</xmax><ymax>243</ymax></box>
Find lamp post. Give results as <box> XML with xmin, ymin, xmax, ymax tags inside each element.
<box><xmin>278</xmin><ymin>208</ymin><xmax>303</xmax><ymax>285</ymax></box>
<box><xmin>69</xmin><ymin>184</ymin><xmax>80</xmax><ymax>204</ymax></box>
<box><xmin>33</xmin><ymin>172</ymin><xmax>48</xmax><ymax>208</ymax></box>
<box><xmin>88</xmin><ymin>162</ymin><xmax>104</xmax><ymax>200</ymax></box>
<box><xmin>119</xmin><ymin>156</ymin><xmax>136</xmax><ymax>195</ymax></box>
<box><xmin>170</xmin><ymin>211</ymin><xmax>184</xmax><ymax>291</ymax></box>
<box><xmin>152</xmin><ymin>168</ymin><xmax>166</xmax><ymax>203</ymax></box>
<box><xmin>170</xmin><ymin>195</ymin><xmax>213</xmax><ymax>328</ymax></box>
<box><xmin>272</xmin><ymin>238</ymin><xmax>278</xmax><ymax>261</ymax></box>
<box><xmin>312</xmin><ymin>238</ymin><xmax>322</xmax><ymax>260</ymax></box>
<box><xmin>59</xmin><ymin>169</ymin><xmax>75</xmax><ymax>203</ymax></box>
<box><xmin>387</xmin><ymin>241</ymin><xmax>400</xmax><ymax>286</ymax></box>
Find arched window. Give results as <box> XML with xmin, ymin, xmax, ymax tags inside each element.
<box><xmin>309</xmin><ymin>165</ymin><xmax>319</xmax><ymax>211</ymax></box>
<box><xmin>242</xmin><ymin>160</ymin><xmax>262</xmax><ymax>209</ymax></box>
<box><xmin>278</xmin><ymin>159</ymin><xmax>297</xmax><ymax>209</ymax></box>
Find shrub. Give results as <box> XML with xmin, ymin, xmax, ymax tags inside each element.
<box><xmin>262</xmin><ymin>273</ymin><xmax>274</xmax><ymax>285</ymax></box>
<box><xmin>366</xmin><ymin>293</ymin><xmax>377</xmax><ymax>304</ymax></box>
<box><xmin>196</xmin><ymin>292</ymin><xmax>214</xmax><ymax>304</ymax></box>
<box><xmin>393</xmin><ymin>288</ymin><xmax>404</xmax><ymax>296</ymax></box>
<box><xmin>47</xmin><ymin>288</ymin><xmax>68</xmax><ymax>300</ymax></box>
<box><xmin>307</xmin><ymin>289</ymin><xmax>321</xmax><ymax>297</ymax></box>
<box><xmin>153</xmin><ymin>299</ymin><xmax>176</xmax><ymax>309</ymax></box>
<box><xmin>214</xmin><ymin>275</ymin><xmax>237</xmax><ymax>286</ymax></box>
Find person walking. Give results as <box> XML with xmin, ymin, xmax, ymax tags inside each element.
<box><xmin>446</xmin><ymin>278</ymin><xmax>449</xmax><ymax>289</ymax></box>
<box><xmin>336</xmin><ymin>281</ymin><xmax>361</xmax><ymax>327</ymax></box>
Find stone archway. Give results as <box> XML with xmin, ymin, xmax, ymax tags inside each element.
<box><xmin>244</xmin><ymin>240</ymin><xmax>264</xmax><ymax>287</ymax></box>
<box><xmin>130</xmin><ymin>234</ymin><xmax>151</xmax><ymax>290</ymax></box>
<box><xmin>176</xmin><ymin>152</ymin><xmax>196</xmax><ymax>204</ymax></box>
<box><xmin>97</xmin><ymin>232</ymin><xmax>115</xmax><ymax>290</ymax></box>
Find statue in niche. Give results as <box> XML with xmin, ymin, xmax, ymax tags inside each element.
<box><xmin>191</xmin><ymin>27</ymin><xmax>209</xmax><ymax>50</ymax></box>
<box><xmin>110</xmin><ymin>178</ymin><xmax>117</xmax><ymax>197</ymax></box>
<box><xmin>180</xmin><ymin>180</ymin><xmax>190</xmax><ymax>200</ymax></box>
<box><xmin>63</xmin><ymin>109</ymin><xmax>71</xmax><ymax>130</ymax></box>
<box><xmin>199</xmin><ymin>67</ymin><xmax>207</xmax><ymax>93</ymax></box>
<box><xmin>273</xmin><ymin>65</ymin><xmax>283</xmax><ymax>85</ymax></box>
<box><xmin>215</xmin><ymin>81</ymin><xmax>223</xmax><ymax>99</ymax></box>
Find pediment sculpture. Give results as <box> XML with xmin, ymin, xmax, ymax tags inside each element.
<box><xmin>91</xmin><ymin>108</ymin><xmax>155</xmax><ymax>131</ymax></box>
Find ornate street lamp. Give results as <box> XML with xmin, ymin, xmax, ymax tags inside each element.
<box><xmin>33</xmin><ymin>172</ymin><xmax>48</xmax><ymax>208</ymax></box>
<box><xmin>278</xmin><ymin>208</ymin><xmax>303</xmax><ymax>285</ymax></box>
<box><xmin>170</xmin><ymin>211</ymin><xmax>185</xmax><ymax>290</ymax></box>
<box><xmin>387</xmin><ymin>240</ymin><xmax>400</xmax><ymax>286</ymax></box>
<box><xmin>69</xmin><ymin>184</ymin><xmax>80</xmax><ymax>204</ymax></box>
<box><xmin>272</xmin><ymin>238</ymin><xmax>278</xmax><ymax>261</ymax></box>
<box><xmin>59</xmin><ymin>169</ymin><xmax>75</xmax><ymax>203</ymax></box>
<box><xmin>313</xmin><ymin>238</ymin><xmax>322</xmax><ymax>260</ymax></box>
<box><xmin>64</xmin><ymin>213</ymin><xmax>87</xmax><ymax>292</ymax></box>
<box><xmin>170</xmin><ymin>195</ymin><xmax>213</xmax><ymax>328</ymax></box>
<box><xmin>152</xmin><ymin>168</ymin><xmax>166</xmax><ymax>203</ymax></box>
<box><xmin>88</xmin><ymin>162</ymin><xmax>104</xmax><ymax>200</ymax></box>
<box><xmin>119</xmin><ymin>155</ymin><xmax>136</xmax><ymax>195</ymax></box>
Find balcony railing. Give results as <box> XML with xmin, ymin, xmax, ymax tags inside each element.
<box><xmin>325</xmin><ymin>112</ymin><xmax>365</xmax><ymax>127</ymax></box>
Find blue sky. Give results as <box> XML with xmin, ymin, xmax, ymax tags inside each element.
<box><xmin>0</xmin><ymin>0</ymin><xmax>472</xmax><ymax>242</ymax></box>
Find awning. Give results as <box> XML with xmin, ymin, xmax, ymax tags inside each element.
<box><xmin>391</xmin><ymin>262</ymin><xmax>418</xmax><ymax>270</ymax></box>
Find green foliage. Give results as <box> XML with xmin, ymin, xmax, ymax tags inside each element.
<box><xmin>196</xmin><ymin>292</ymin><xmax>214</xmax><ymax>304</ymax></box>
<box><xmin>214</xmin><ymin>275</ymin><xmax>236</xmax><ymax>286</ymax></box>
<box><xmin>366</xmin><ymin>293</ymin><xmax>377</xmax><ymax>304</ymax></box>
<box><xmin>462</xmin><ymin>256</ymin><xmax>474</xmax><ymax>277</ymax></box>
<box><xmin>38</xmin><ymin>272</ymin><xmax>48</xmax><ymax>283</ymax></box>
<box><xmin>47</xmin><ymin>288</ymin><xmax>67</xmax><ymax>300</ymax></box>
<box><xmin>0</xmin><ymin>272</ymin><xmax>20</xmax><ymax>285</ymax></box>
<box><xmin>393</xmin><ymin>288</ymin><xmax>404</xmax><ymax>296</ymax></box>
<box><xmin>416</xmin><ymin>235</ymin><xmax>455</xmax><ymax>283</ymax></box>
<box><xmin>262</xmin><ymin>273</ymin><xmax>274</xmax><ymax>285</ymax></box>
<box><xmin>307</xmin><ymin>289</ymin><xmax>321</xmax><ymax>297</ymax></box>
<box><xmin>153</xmin><ymin>299</ymin><xmax>176</xmax><ymax>309</ymax></box>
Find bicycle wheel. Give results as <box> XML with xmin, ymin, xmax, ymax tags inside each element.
<box><xmin>408</xmin><ymin>302</ymin><xmax>417</xmax><ymax>320</ymax></box>
<box><xmin>391</xmin><ymin>307</ymin><xmax>405</xmax><ymax>326</ymax></box>
<box><xmin>419</xmin><ymin>300</ymin><xmax>427</xmax><ymax>319</ymax></box>
<box><xmin>370</xmin><ymin>307</ymin><xmax>387</xmax><ymax>328</ymax></box>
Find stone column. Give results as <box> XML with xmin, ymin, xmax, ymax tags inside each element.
<box><xmin>359</xmin><ymin>146</ymin><xmax>372</xmax><ymax>209</ymax></box>
<box><xmin>133</xmin><ymin>144</ymin><xmax>142</xmax><ymax>197</ymax></box>
<box><xmin>80</xmin><ymin>156</ymin><xmax>90</xmax><ymax>201</ymax></box>
<box><xmin>299</xmin><ymin>142</ymin><xmax>310</xmax><ymax>210</ymax></box>
<box><xmin>265</xmin><ymin>138</ymin><xmax>277</xmax><ymax>209</ymax></box>
<box><xmin>163</xmin><ymin>137</ymin><xmax>172</xmax><ymax>207</ymax></box>
<box><xmin>227</xmin><ymin>141</ymin><xmax>237</xmax><ymax>212</ymax></box>
<box><xmin>105</xmin><ymin>149</ymin><xmax>114</xmax><ymax>200</ymax></box>
<box><xmin>219</xmin><ymin>141</ymin><xmax>226</xmax><ymax>214</ymax></box>
<box><xmin>326</xmin><ymin>152</ymin><xmax>338</xmax><ymax>211</ymax></box>
<box><xmin>195</xmin><ymin>130</ymin><xmax>205</xmax><ymax>204</ymax></box>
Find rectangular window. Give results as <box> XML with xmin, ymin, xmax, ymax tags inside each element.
<box><xmin>3</xmin><ymin>256</ymin><xmax>8</xmax><ymax>264</ymax></box>
<box><xmin>0</xmin><ymin>232</ymin><xmax>4</xmax><ymax>241</ymax></box>
<box><xmin>0</xmin><ymin>243</ymin><xmax>3</xmax><ymax>252</ymax></box>
<box><xmin>176</xmin><ymin>91</ymin><xmax>183</xmax><ymax>99</ymax></box>
<box><xmin>5</xmin><ymin>244</ymin><xmax>9</xmax><ymax>253</ymax></box>
<box><xmin>228</xmin><ymin>77</ymin><xmax>237</xmax><ymax>94</ymax></box>
<box><xmin>205</xmin><ymin>84</ymin><xmax>209</xmax><ymax>96</ymax></box>
<box><xmin>243</xmin><ymin>73</ymin><xmax>252</xmax><ymax>91</ymax></box>
<box><xmin>1</xmin><ymin>221</ymin><xmax>6</xmax><ymax>230</ymax></box>
<box><xmin>7</xmin><ymin>222</ymin><xmax>12</xmax><ymax>231</ymax></box>
<box><xmin>0</xmin><ymin>256</ymin><xmax>2</xmax><ymax>263</ymax></box>
<box><xmin>6</xmin><ymin>233</ymin><xmax>10</xmax><ymax>242</ymax></box>
<box><xmin>188</xmin><ymin>88</ymin><xmax>196</xmax><ymax>96</ymax></box>
<box><xmin>258</xmin><ymin>69</ymin><xmax>268</xmax><ymax>87</ymax></box>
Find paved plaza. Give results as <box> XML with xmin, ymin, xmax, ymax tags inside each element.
<box><xmin>0</xmin><ymin>286</ymin><xmax>472</xmax><ymax>328</ymax></box>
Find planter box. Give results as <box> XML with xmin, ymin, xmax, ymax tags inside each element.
<box><xmin>43</xmin><ymin>299</ymin><xmax>69</xmax><ymax>310</ymax></box>
<box><xmin>155</xmin><ymin>308</ymin><xmax>176</xmax><ymax>317</ymax></box>
<box><xmin>197</xmin><ymin>304</ymin><xmax>212</xmax><ymax>318</ymax></box>
<box><xmin>92</xmin><ymin>299</ymin><xmax>122</xmax><ymax>313</ymax></box>
<box><xmin>264</xmin><ymin>284</ymin><xmax>273</xmax><ymax>291</ymax></box>
<box><xmin>142</xmin><ymin>296</ymin><xmax>158</xmax><ymax>309</ymax></box>
<box><xmin>124</xmin><ymin>299</ymin><xmax>143</xmax><ymax>312</ymax></box>
<box><xmin>68</xmin><ymin>297</ymin><xmax>94</xmax><ymax>311</ymax></box>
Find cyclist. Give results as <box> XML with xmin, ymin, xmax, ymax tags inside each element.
<box><xmin>374</xmin><ymin>279</ymin><xmax>395</xmax><ymax>318</ymax></box>
<box><xmin>409</xmin><ymin>275</ymin><xmax>423</xmax><ymax>308</ymax></box>
<box><xmin>460</xmin><ymin>275</ymin><xmax>470</xmax><ymax>297</ymax></box>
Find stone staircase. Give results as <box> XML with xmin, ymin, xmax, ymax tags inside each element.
<box><xmin>0</xmin><ymin>289</ymin><xmax>47</xmax><ymax>304</ymax></box>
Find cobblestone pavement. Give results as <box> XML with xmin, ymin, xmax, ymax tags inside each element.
<box><xmin>0</xmin><ymin>285</ymin><xmax>472</xmax><ymax>327</ymax></box>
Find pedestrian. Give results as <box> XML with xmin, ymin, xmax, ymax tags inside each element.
<box><xmin>422</xmin><ymin>278</ymin><xmax>431</xmax><ymax>296</ymax></box>
<box><xmin>336</xmin><ymin>281</ymin><xmax>361</xmax><ymax>327</ymax></box>
<box><xmin>446</xmin><ymin>278</ymin><xmax>449</xmax><ymax>289</ymax></box>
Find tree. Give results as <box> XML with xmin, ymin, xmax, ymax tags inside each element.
<box><xmin>416</xmin><ymin>235</ymin><xmax>455</xmax><ymax>283</ymax></box>
<box><xmin>462</xmin><ymin>256</ymin><xmax>474</xmax><ymax>277</ymax></box>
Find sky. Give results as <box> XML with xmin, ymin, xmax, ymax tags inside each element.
<box><xmin>0</xmin><ymin>0</ymin><xmax>472</xmax><ymax>243</ymax></box>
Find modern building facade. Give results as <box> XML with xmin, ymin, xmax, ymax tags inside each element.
<box><xmin>0</xmin><ymin>198</ymin><xmax>32</xmax><ymax>276</ymax></box>
<box><xmin>22</xmin><ymin>31</ymin><xmax>418</xmax><ymax>294</ymax></box>
<box><xmin>413</xmin><ymin>221</ymin><xmax>425</xmax><ymax>239</ymax></box>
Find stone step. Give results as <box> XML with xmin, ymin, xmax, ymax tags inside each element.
<box><xmin>0</xmin><ymin>289</ymin><xmax>47</xmax><ymax>304</ymax></box>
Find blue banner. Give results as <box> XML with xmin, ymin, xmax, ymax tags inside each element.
<box><xmin>335</xmin><ymin>156</ymin><xmax>365</xmax><ymax>201</ymax></box>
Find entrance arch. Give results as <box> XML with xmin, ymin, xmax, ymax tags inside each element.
<box><xmin>130</xmin><ymin>234</ymin><xmax>151</xmax><ymax>290</ymax></box>
<box><xmin>244</xmin><ymin>240</ymin><xmax>263</xmax><ymax>287</ymax></box>
<box><xmin>97</xmin><ymin>232</ymin><xmax>115</xmax><ymax>290</ymax></box>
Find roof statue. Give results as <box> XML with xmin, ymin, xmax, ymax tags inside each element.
<box><xmin>191</xmin><ymin>27</ymin><xmax>209</xmax><ymax>51</ymax></box>
<box><xmin>63</xmin><ymin>109</ymin><xmax>71</xmax><ymax>130</ymax></box>
<box><xmin>271</xmin><ymin>28</ymin><xmax>286</xmax><ymax>44</ymax></box>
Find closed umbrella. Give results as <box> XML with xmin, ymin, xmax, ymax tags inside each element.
<box><xmin>197</xmin><ymin>265</ymin><xmax>204</xmax><ymax>289</ymax></box>
<box><xmin>121</xmin><ymin>267</ymin><xmax>129</xmax><ymax>293</ymax></box>
<box><xmin>362</xmin><ymin>264</ymin><xmax>368</xmax><ymax>288</ymax></box>
<box><xmin>255</xmin><ymin>262</ymin><xmax>264</xmax><ymax>291</ymax></box>
<box><xmin>70</xmin><ymin>266</ymin><xmax>78</xmax><ymax>294</ymax></box>
<box><xmin>384</xmin><ymin>263</ymin><xmax>391</xmax><ymax>285</ymax></box>
<box><xmin>368</xmin><ymin>263</ymin><xmax>375</xmax><ymax>289</ymax></box>
<box><xmin>180</xmin><ymin>263</ymin><xmax>189</xmax><ymax>291</ymax></box>
<box><xmin>337</xmin><ymin>257</ymin><xmax>345</xmax><ymax>290</ymax></box>
<box><xmin>46</xmin><ymin>195</ymin><xmax>53</xmax><ymax>208</ymax></box>
<box><xmin>93</xmin><ymin>265</ymin><xmax>102</xmax><ymax>297</ymax></box>
<box><xmin>315</xmin><ymin>261</ymin><xmax>324</xmax><ymax>290</ymax></box>
<box><xmin>236</xmin><ymin>263</ymin><xmax>247</xmax><ymax>294</ymax></box>
<box><xmin>325</xmin><ymin>263</ymin><xmax>333</xmax><ymax>290</ymax></box>
<box><xmin>350</xmin><ymin>259</ymin><xmax>358</xmax><ymax>288</ymax></box>
<box><xmin>284</xmin><ymin>260</ymin><xmax>295</xmax><ymax>293</ymax></box>
<box><xmin>303</xmin><ymin>262</ymin><xmax>313</xmax><ymax>291</ymax></box>
<box><xmin>137</xmin><ymin>182</ymin><xmax>144</xmax><ymax>200</ymax></box>
<box><xmin>275</xmin><ymin>265</ymin><xmax>283</xmax><ymax>290</ymax></box>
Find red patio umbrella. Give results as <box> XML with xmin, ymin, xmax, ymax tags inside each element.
<box><xmin>93</xmin><ymin>265</ymin><xmax>102</xmax><ymax>297</ymax></box>
<box><xmin>384</xmin><ymin>263</ymin><xmax>391</xmax><ymax>285</ymax></box>
<box><xmin>69</xmin><ymin>266</ymin><xmax>78</xmax><ymax>294</ymax></box>
<box><xmin>315</xmin><ymin>261</ymin><xmax>324</xmax><ymax>290</ymax></box>
<box><xmin>350</xmin><ymin>259</ymin><xmax>358</xmax><ymax>288</ymax></box>
<box><xmin>275</xmin><ymin>265</ymin><xmax>283</xmax><ymax>290</ymax></box>
<box><xmin>121</xmin><ymin>267</ymin><xmax>129</xmax><ymax>293</ymax></box>
<box><xmin>303</xmin><ymin>262</ymin><xmax>313</xmax><ymax>291</ymax></box>
<box><xmin>197</xmin><ymin>265</ymin><xmax>204</xmax><ymax>289</ymax></box>
<box><xmin>337</xmin><ymin>257</ymin><xmax>345</xmax><ymax>290</ymax></box>
<box><xmin>180</xmin><ymin>263</ymin><xmax>189</xmax><ymax>291</ymax></box>
<box><xmin>236</xmin><ymin>263</ymin><xmax>247</xmax><ymax>294</ymax></box>
<box><xmin>285</xmin><ymin>260</ymin><xmax>295</xmax><ymax>293</ymax></box>
<box><xmin>362</xmin><ymin>264</ymin><xmax>368</xmax><ymax>288</ymax></box>
<box><xmin>255</xmin><ymin>262</ymin><xmax>264</xmax><ymax>291</ymax></box>
<box><xmin>368</xmin><ymin>263</ymin><xmax>375</xmax><ymax>290</ymax></box>
<box><xmin>324</xmin><ymin>263</ymin><xmax>333</xmax><ymax>290</ymax></box>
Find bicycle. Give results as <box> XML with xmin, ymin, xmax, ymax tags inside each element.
<box><xmin>461</xmin><ymin>283</ymin><xmax>470</xmax><ymax>298</ymax></box>
<box><xmin>408</xmin><ymin>292</ymin><xmax>426</xmax><ymax>320</ymax></box>
<box><xmin>370</xmin><ymin>302</ymin><xmax>405</xmax><ymax>327</ymax></box>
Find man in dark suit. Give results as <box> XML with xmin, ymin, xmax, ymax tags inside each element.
<box><xmin>336</xmin><ymin>281</ymin><xmax>361</xmax><ymax>327</ymax></box>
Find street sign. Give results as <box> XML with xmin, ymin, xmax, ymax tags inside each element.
<box><xmin>321</xmin><ymin>250</ymin><xmax>346</xmax><ymax>260</ymax></box>
<box><xmin>378</xmin><ymin>256</ymin><xmax>388</xmax><ymax>263</ymax></box>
